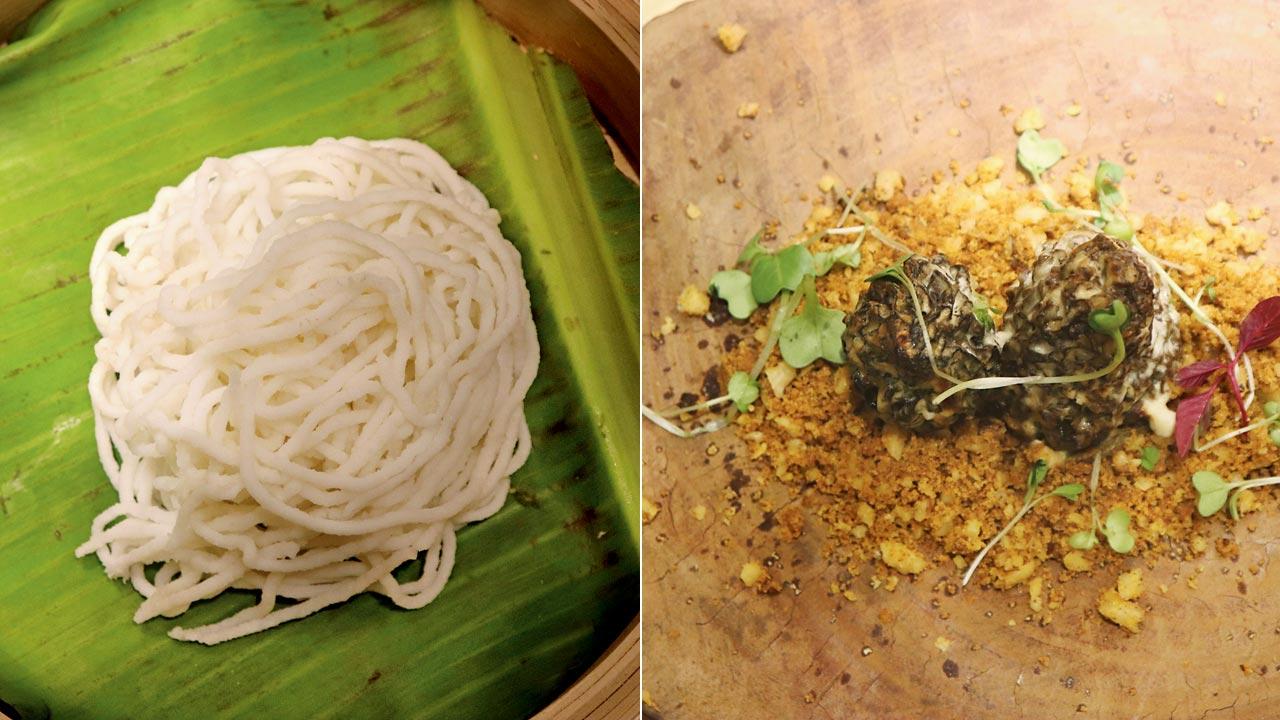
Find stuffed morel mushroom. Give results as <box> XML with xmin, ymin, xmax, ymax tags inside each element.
<box><xmin>1000</xmin><ymin>230</ymin><xmax>1180</xmax><ymax>452</ymax></box>
<box><xmin>844</xmin><ymin>254</ymin><xmax>1002</xmax><ymax>431</ymax></box>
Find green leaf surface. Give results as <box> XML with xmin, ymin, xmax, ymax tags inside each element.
<box><xmin>708</xmin><ymin>269</ymin><xmax>758</xmax><ymax>319</ymax></box>
<box><xmin>736</xmin><ymin>230</ymin><xmax>767</xmax><ymax>266</ymax></box>
<box><xmin>1015</xmin><ymin>129</ymin><xmax>1066</xmax><ymax>181</ymax></box>
<box><xmin>1193</xmin><ymin>470</ymin><xmax>1229</xmax><ymax>516</ymax></box>
<box><xmin>727</xmin><ymin>372</ymin><xmax>759</xmax><ymax>412</ymax></box>
<box><xmin>0</xmin><ymin>2</ymin><xmax>639</xmax><ymax>719</ymax></box>
<box><xmin>778</xmin><ymin>276</ymin><xmax>845</xmax><ymax>368</ymax></box>
<box><xmin>1051</xmin><ymin>483</ymin><xmax>1085</xmax><ymax>501</ymax></box>
<box><xmin>1024</xmin><ymin>459</ymin><xmax>1049</xmax><ymax>503</ymax></box>
<box><xmin>750</xmin><ymin>244</ymin><xmax>813</xmax><ymax>304</ymax></box>
<box><xmin>812</xmin><ymin>243</ymin><xmax>861</xmax><ymax>276</ymax></box>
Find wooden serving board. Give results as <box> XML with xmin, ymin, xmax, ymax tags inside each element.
<box><xmin>641</xmin><ymin>1</ymin><xmax>1280</xmax><ymax>718</ymax></box>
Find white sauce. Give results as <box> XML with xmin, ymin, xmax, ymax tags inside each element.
<box><xmin>1141</xmin><ymin>391</ymin><xmax>1176</xmax><ymax>437</ymax></box>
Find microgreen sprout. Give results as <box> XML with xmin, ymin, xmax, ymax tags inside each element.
<box><xmin>812</xmin><ymin>242</ymin><xmax>863</xmax><ymax>275</ymax></box>
<box><xmin>1197</xmin><ymin>275</ymin><xmax>1218</xmax><ymax>305</ymax></box>
<box><xmin>1192</xmin><ymin>469</ymin><xmax>1280</xmax><ymax>519</ymax></box>
<box><xmin>962</xmin><ymin>459</ymin><xmax>1083</xmax><ymax>587</ymax></box>
<box><xmin>972</xmin><ymin>292</ymin><xmax>999</xmax><ymax>330</ymax></box>
<box><xmin>1016</xmin><ymin>130</ymin><xmax>1066</xmax><ymax>203</ymax></box>
<box><xmin>1139</xmin><ymin>446</ymin><xmax>1160</xmax><ymax>472</ymax></box>
<box><xmin>1093</xmin><ymin>161</ymin><xmax>1133</xmax><ymax>241</ymax></box>
<box><xmin>931</xmin><ymin>299</ymin><xmax>1130</xmax><ymax>405</ymax></box>
<box><xmin>646</xmin><ymin>213</ymin><xmax>871</xmax><ymax>438</ymax></box>
<box><xmin>1067</xmin><ymin>452</ymin><xmax>1136</xmax><ymax>554</ymax></box>
<box><xmin>708</xmin><ymin>270</ymin><xmax>758</xmax><ymax>319</ymax></box>
<box><xmin>1174</xmin><ymin>296</ymin><xmax>1280</xmax><ymax>455</ymax></box>
<box><xmin>778</xmin><ymin>276</ymin><xmax>846</xmax><ymax>368</ymax></box>
<box><xmin>1193</xmin><ymin>399</ymin><xmax>1280</xmax><ymax>453</ymax></box>
<box><xmin>726</xmin><ymin>371</ymin><xmax>759</xmax><ymax>412</ymax></box>
<box><xmin>750</xmin><ymin>244</ymin><xmax>813</xmax><ymax>303</ymax></box>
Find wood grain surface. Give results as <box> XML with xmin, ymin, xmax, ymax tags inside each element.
<box><xmin>641</xmin><ymin>1</ymin><xmax>1280</xmax><ymax>718</ymax></box>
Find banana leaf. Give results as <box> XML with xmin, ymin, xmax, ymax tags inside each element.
<box><xmin>0</xmin><ymin>1</ymin><xmax>639</xmax><ymax>718</ymax></box>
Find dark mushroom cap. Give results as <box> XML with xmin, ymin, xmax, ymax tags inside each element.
<box><xmin>844</xmin><ymin>254</ymin><xmax>1002</xmax><ymax>431</ymax></box>
<box><xmin>1000</xmin><ymin>230</ymin><xmax>1180</xmax><ymax>452</ymax></box>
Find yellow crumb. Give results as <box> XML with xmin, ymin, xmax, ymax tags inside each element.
<box><xmin>1098</xmin><ymin>589</ymin><xmax>1144</xmax><ymax>633</ymax></box>
<box><xmin>1247</xmin><ymin>206</ymin><xmax>1266</xmax><ymax>221</ymax></box>
<box><xmin>677</xmin><ymin>284</ymin><xmax>711</xmax><ymax>316</ymax></box>
<box><xmin>1062</xmin><ymin>551</ymin><xmax>1091</xmax><ymax>572</ymax></box>
<box><xmin>818</xmin><ymin>174</ymin><xmax>838</xmax><ymax>193</ymax></box>
<box><xmin>879</xmin><ymin>540</ymin><xmax>927</xmax><ymax>575</ymax></box>
<box><xmin>642</xmin><ymin>497</ymin><xmax>661</xmax><ymax>524</ymax></box>
<box><xmin>1013</xmin><ymin>107</ymin><xmax>1046</xmax><ymax>133</ymax></box>
<box><xmin>740</xmin><ymin>561</ymin><xmax>764</xmax><ymax>586</ymax></box>
<box><xmin>684</xmin><ymin>202</ymin><xmax>702</xmax><ymax>220</ymax></box>
<box><xmin>1205</xmin><ymin>200</ymin><xmax>1238</xmax><ymax>227</ymax></box>
<box><xmin>1065</xmin><ymin>103</ymin><xmax>1082</xmax><ymax>117</ymax></box>
<box><xmin>764</xmin><ymin>363</ymin><xmax>796</xmax><ymax>397</ymax></box>
<box><xmin>1116</xmin><ymin>569</ymin><xmax>1144</xmax><ymax>601</ymax></box>
<box><xmin>1028</xmin><ymin>576</ymin><xmax>1044</xmax><ymax>613</ymax></box>
<box><xmin>1215</xmin><ymin>92</ymin><xmax>1228</xmax><ymax>108</ymax></box>
<box><xmin>692</xmin><ymin>505</ymin><xmax>707</xmax><ymax>521</ymax></box>
<box><xmin>873</xmin><ymin>169</ymin><xmax>904</xmax><ymax>202</ymax></box>
<box><xmin>658</xmin><ymin>315</ymin><xmax>676</xmax><ymax>335</ymax></box>
<box><xmin>934</xmin><ymin>636</ymin><xmax>952</xmax><ymax>652</ymax></box>
<box><xmin>737</xmin><ymin>102</ymin><xmax>760</xmax><ymax>119</ymax></box>
<box><xmin>716</xmin><ymin>23</ymin><xmax>747</xmax><ymax>53</ymax></box>
<box><xmin>976</xmin><ymin>156</ymin><xmax>1004</xmax><ymax>181</ymax></box>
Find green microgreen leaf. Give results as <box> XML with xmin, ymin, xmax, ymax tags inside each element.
<box><xmin>1203</xmin><ymin>275</ymin><xmax>1218</xmax><ymax>304</ymax></box>
<box><xmin>1024</xmin><ymin>459</ymin><xmax>1049</xmax><ymax>504</ymax></box>
<box><xmin>812</xmin><ymin>243</ymin><xmax>862</xmax><ymax>276</ymax></box>
<box><xmin>866</xmin><ymin>255</ymin><xmax>911</xmax><ymax>284</ymax></box>
<box><xmin>1270</xmin><ymin>426</ymin><xmax>1280</xmax><ymax>448</ymax></box>
<box><xmin>750</xmin><ymin>244</ymin><xmax>813</xmax><ymax>304</ymax></box>
<box><xmin>737</xmin><ymin>230</ymin><xmax>767</xmax><ymax>266</ymax></box>
<box><xmin>1095</xmin><ymin>160</ymin><xmax>1126</xmax><ymax>209</ymax></box>
<box><xmin>1088</xmin><ymin>300</ymin><xmax>1130</xmax><ymax>333</ymax></box>
<box><xmin>1052</xmin><ymin>483</ymin><xmax>1086</xmax><ymax>501</ymax></box>
<box><xmin>727</xmin><ymin>371</ymin><xmax>759</xmax><ymax>412</ymax></box>
<box><xmin>1016</xmin><ymin>130</ymin><xmax>1066</xmax><ymax>182</ymax></box>
<box><xmin>972</xmin><ymin>293</ymin><xmax>997</xmax><ymax>330</ymax></box>
<box><xmin>708</xmin><ymin>270</ymin><xmax>759</xmax><ymax>320</ymax></box>
<box><xmin>1094</xmin><ymin>161</ymin><xmax>1133</xmax><ymax>241</ymax></box>
<box><xmin>1264</xmin><ymin>400</ymin><xmax>1280</xmax><ymax>418</ymax></box>
<box><xmin>1102</xmin><ymin>508</ymin><xmax>1134</xmax><ymax>554</ymax></box>
<box><xmin>1068</xmin><ymin>530</ymin><xmax>1098</xmax><ymax>550</ymax></box>
<box><xmin>1139</xmin><ymin>446</ymin><xmax>1160</xmax><ymax>472</ymax></box>
<box><xmin>1192</xmin><ymin>470</ymin><xmax>1228</xmax><ymax>516</ymax></box>
<box><xmin>778</xmin><ymin>275</ymin><xmax>846</xmax><ymax>368</ymax></box>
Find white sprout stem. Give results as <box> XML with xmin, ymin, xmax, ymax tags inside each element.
<box><xmin>962</xmin><ymin>494</ymin><xmax>1054</xmax><ymax>587</ymax></box>
<box><xmin>932</xmin><ymin>331</ymin><xmax>1124</xmax><ymax>405</ymax></box>
<box><xmin>825</xmin><ymin>225</ymin><xmax>866</xmax><ymax>236</ymax></box>
<box><xmin>655</xmin><ymin>395</ymin><xmax>731</xmax><ymax>418</ymax></box>
<box><xmin>896</xmin><ymin>273</ymin><xmax>964</xmax><ymax>385</ymax></box>
<box><xmin>1230</xmin><ymin>476</ymin><xmax>1280</xmax><ymax>494</ymax></box>
<box><xmin>641</xmin><ymin>405</ymin><xmax>726</xmax><ymax>438</ymax></box>
<box><xmin>841</xmin><ymin>196</ymin><xmax>913</xmax><ymax>255</ymax></box>
<box><xmin>749</xmin><ymin>289</ymin><xmax>801</xmax><ymax>380</ymax></box>
<box><xmin>1087</xmin><ymin>451</ymin><xmax>1102</xmax><ymax>534</ymax></box>
<box><xmin>1196</xmin><ymin>411</ymin><xmax>1280</xmax><ymax>452</ymax></box>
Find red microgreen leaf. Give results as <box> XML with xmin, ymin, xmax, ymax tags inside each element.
<box><xmin>1175</xmin><ymin>386</ymin><xmax>1217</xmax><ymax>457</ymax></box>
<box><xmin>1237</xmin><ymin>296</ymin><xmax>1280</xmax><ymax>355</ymax></box>
<box><xmin>1175</xmin><ymin>359</ymin><xmax>1224</xmax><ymax>389</ymax></box>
